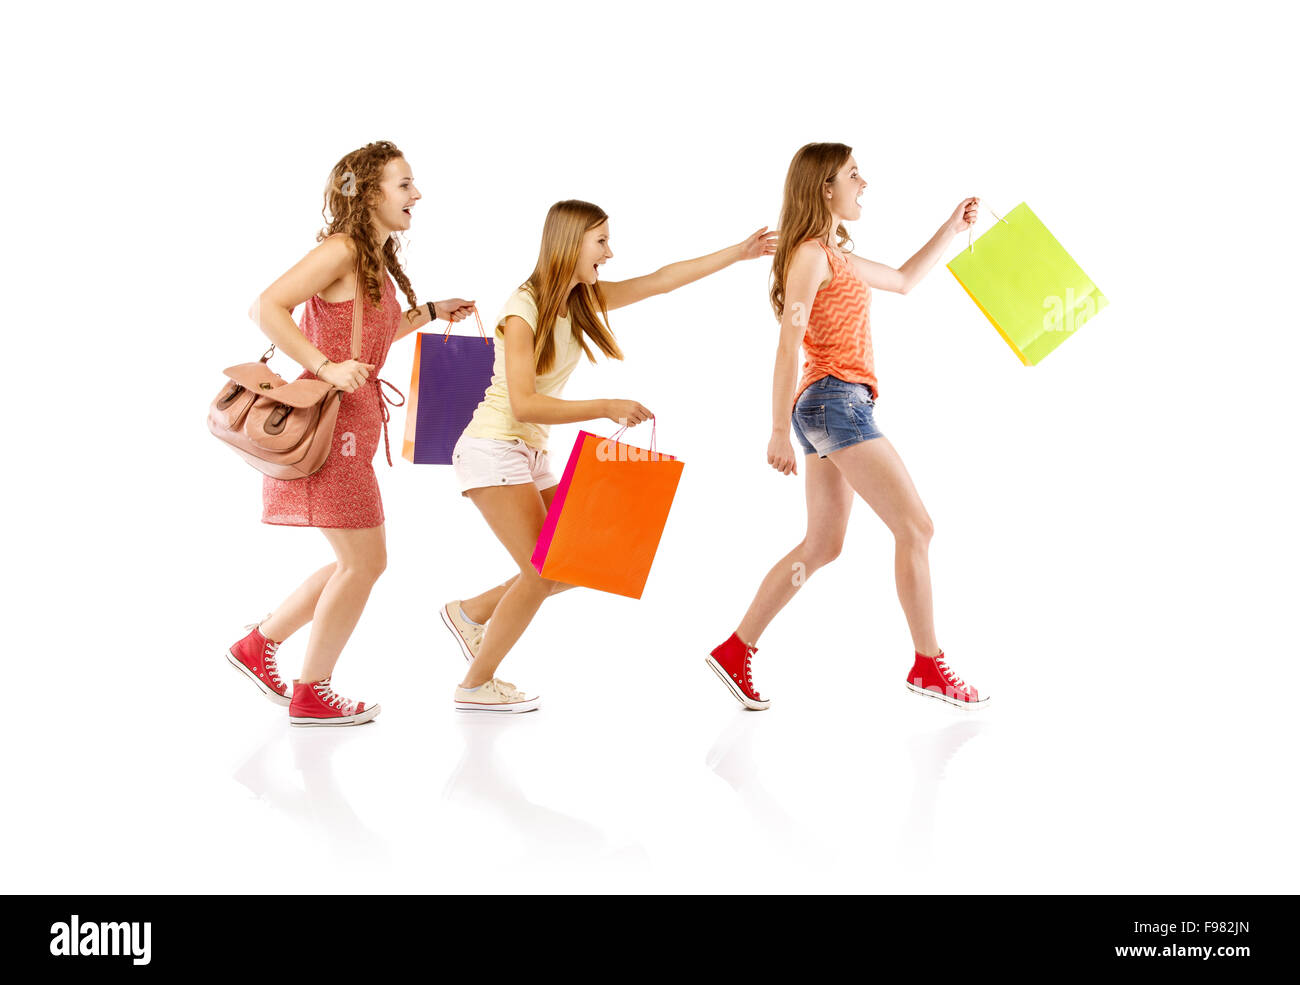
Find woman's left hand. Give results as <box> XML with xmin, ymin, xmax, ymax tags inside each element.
<box><xmin>435</xmin><ymin>299</ymin><xmax>477</xmax><ymax>323</ymax></box>
<box><xmin>947</xmin><ymin>197</ymin><xmax>979</xmax><ymax>235</ymax></box>
<box><xmin>738</xmin><ymin>226</ymin><xmax>779</xmax><ymax>261</ymax></box>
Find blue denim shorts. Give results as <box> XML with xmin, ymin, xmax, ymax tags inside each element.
<box><xmin>791</xmin><ymin>375</ymin><xmax>883</xmax><ymax>458</ymax></box>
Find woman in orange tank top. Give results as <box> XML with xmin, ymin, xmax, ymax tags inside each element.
<box><xmin>705</xmin><ymin>142</ymin><xmax>991</xmax><ymax>710</ymax></box>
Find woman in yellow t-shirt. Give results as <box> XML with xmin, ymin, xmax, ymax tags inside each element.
<box><xmin>442</xmin><ymin>199</ymin><xmax>776</xmax><ymax>713</ymax></box>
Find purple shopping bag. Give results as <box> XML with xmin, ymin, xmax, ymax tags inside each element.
<box><xmin>401</xmin><ymin>310</ymin><xmax>495</xmax><ymax>464</ymax></box>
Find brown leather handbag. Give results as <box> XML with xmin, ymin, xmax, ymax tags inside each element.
<box><xmin>207</xmin><ymin>258</ymin><xmax>366</xmax><ymax>479</ymax></box>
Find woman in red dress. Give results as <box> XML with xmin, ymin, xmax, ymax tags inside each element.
<box><xmin>224</xmin><ymin>140</ymin><xmax>475</xmax><ymax>726</ymax></box>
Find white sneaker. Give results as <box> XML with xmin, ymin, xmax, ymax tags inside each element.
<box><xmin>454</xmin><ymin>678</ymin><xmax>540</xmax><ymax>714</ymax></box>
<box><xmin>441</xmin><ymin>600</ymin><xmax>484</xmax><ymax>663</ymax></box>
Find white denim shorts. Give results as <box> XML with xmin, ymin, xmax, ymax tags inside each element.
<box><xmin>451</xmin><ymin>434</ymin><xmax>560</xmax><ymax>496</ymax></box>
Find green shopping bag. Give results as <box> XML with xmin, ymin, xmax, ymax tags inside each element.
<box><xmin>947</xmin><ymin>202</ymin><xmax>1107</xmax><ymax>365</ymax></box>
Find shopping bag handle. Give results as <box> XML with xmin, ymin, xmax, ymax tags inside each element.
<box><xmin>441</xmin><ymin>305</ymin><xmax>491</xmax><ymax>345</ymax></box>
<box><xmin>966</xmin><ymin>205</ymin><xmax>1010</xmax><ymax>253</ymax></box>
<box><xmin>608</xmin><ymin>415</ymin><xmax>658</xmax><ymax>454</ymax></box>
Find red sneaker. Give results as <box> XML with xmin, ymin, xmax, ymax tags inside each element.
<box><xmin>706</xmin><ymin>632</ymin><xmax>771</xmax><ymax>710</ymax></box>
<box><xmin>288</xmin><ymin>676</ymin><xmax>380</xmax><ymax>727</ymax></box>
<box><xmin>905</xmin><ymin>650</ymin><xmax>989</xmax><ymax>707</ymax></box>
<box><xmin>226</xmin><ymin>620</ymin><xmax>290</xmax><ymax>706</ymax></box>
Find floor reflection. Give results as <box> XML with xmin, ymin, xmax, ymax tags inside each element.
<box><xmin>902</xmin><ymin>718</ymin><xmax>992</xmax><ymax>859</ymax></box>
<box><xmin>442</xmin><ymin>714</ymin><xmax>645</xmax><ymax>864</ymax></box>
<box><xmin>232</xmin><ymin>721</ymin><xmax>390</xmax><ymax>862</ymax></box>
<box><xmin>705</xmin><ymin>711</ymin><xmax>807</xmax><ymax>851</ymax></box>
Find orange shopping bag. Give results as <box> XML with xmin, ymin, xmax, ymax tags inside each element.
<box><xmin>531</xmin><ymin>421</ymin><xmax>684</xmax><ymax>599</ymax></box>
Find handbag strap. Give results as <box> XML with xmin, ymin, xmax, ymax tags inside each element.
<box><xmin>259</xmin><ymin>251</ymin><xmax>368</xmax><ymax>366</ymax></box>
<box><xmin>349</xmin><ymin>253</ymin><xmax>365</xmax><ymax>360</ymax></box>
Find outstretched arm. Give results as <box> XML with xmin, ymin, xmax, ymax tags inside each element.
<box><xmin>394</xmin><ymin>298</ymin><xmax>479</xmax><ymax>342</ymax></box>
<box><xmin>599</xmin><ymin>227</ymin><xmax>778</xmax><ymax>312</ymax></box>
<box><xmin>846</xmin><ymin>197</ymin><xmax>979</xmax><ymax>294</ymax></box>
<box><xmin>395</xmin><ymin>303</ymin><xmax>434</xmax><ymax>342</ymax></box>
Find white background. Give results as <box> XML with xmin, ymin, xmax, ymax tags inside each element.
<box><xmin>3</xmin><ymin>0</ymin><xmax>1296</xmax><ymax>893</ymax></box>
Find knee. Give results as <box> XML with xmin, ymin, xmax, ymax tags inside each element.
<box><xmin>895</xmin><ymin>514</ymin><xmax>934</xmax><ymax>546</ymax></box>
<box><xmin>340</xmin><ymin>550</ymin><xmax>386</xmax><ymax>583</ymax></box>
<box><xmin>516</xmin><ymin>567</ymin><xmax>554</xmax><ymax>596</ymax></box>
<box><xmin>803</xmin><ymin>539</ymin><xmax>844</xmax><ymax>572</ymax></box>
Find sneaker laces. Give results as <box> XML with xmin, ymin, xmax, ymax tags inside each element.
<box><xmin>491</xmin><ymin>678</ymin><xmax>523</xmax><ymax>699</ymax></box>
<box><xmin>243</xmin><ymin>615</ymin><xmax>283</xmax><ymax>689</ymax></box>
<box><xmin>744</xmin><ymin>644</ymin><xmax>762</xmax><ymax>698</ymax></box>
<box><xmin>312</xmin><ymin>677</ymin><xmax>357</xmax><ymax>712</ymax></box>
<box><xmin>934</xmin><ymin>654</ymin><xmax>970</xmax><ymax>694</ymax></box>
<box><xmin>262</xmin><ymin>638</ymin><xmax>284</xmax><ymax>689</ymax></box>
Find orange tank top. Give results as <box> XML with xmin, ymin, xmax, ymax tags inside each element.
<box><xmin>792</xmin><ymin>238</ymin><xmax>877</xmax><ymax>408</ymax></box>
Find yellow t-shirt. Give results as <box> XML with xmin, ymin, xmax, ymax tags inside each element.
<box><xmin>461</xmin><ymin>287</ymin><xmax>585</xmax><ymax>451</ymax></box>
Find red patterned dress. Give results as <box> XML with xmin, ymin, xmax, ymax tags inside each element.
<box><xmin>262</xmin><ymin>272</ymin><xmax>404</xmax><ymax>528</ymax></box>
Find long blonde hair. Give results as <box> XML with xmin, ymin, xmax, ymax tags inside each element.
<box><xmin>520</xmin><ymin>200</ymin><xmax>624</xmax><ymax>374</ymax></box>
<box><xmin>769</xmin><ymin>142</ymin><xmax>855</xmax><ymax>320</ymax></box>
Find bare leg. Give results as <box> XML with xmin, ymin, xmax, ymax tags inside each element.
<box><xmin>458</xmin><ymin>483</ymin><xmax>572</xmax><ymax>625</ymax></box>
<box><xmin>458</xmin><ymin>576</ymin><xmax>516</xmax><ymax>625</ymax></box>
<box><xmin>737</xmin><ymin>452</ymin><xmax>855</xmax><ymax>646</ymax></box>
<box><xmin>299</xmin><ymin>524</ymin><xmax>388</xmax><ymax>683</ymax></box>
<box><xmin>459</xmin><ymin>573</ymin><xmax>573</xmax><ymax>624</ymax></box>
<box><xmin>259</xmin><ymin>563</ymin><xmax>336</xmax><ymax>643</ymax></box>
<box><xmin>826</xmin><ymin>437</ymin><xmax>939</xmax><ymax>656</ymax></box>
<box><xmin>460</xmin><ymin>482</ymin><xmax>562</xmax><ymax>688</ymax></box>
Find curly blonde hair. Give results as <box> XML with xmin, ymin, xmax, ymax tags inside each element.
<box><xmin>317</xmin><ymin>140</ymin><xmax>419</xmax><ymax>312</ymax></box>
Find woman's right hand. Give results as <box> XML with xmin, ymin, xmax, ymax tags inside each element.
<box><xmin>318</xmin><ymin>359</ymin><xmax>377</xmax><ymax>393</ymax></box>
<box><xmin>604</xmin><ymin>399</ymin><xmax>654</xmax><ymax>428</ymax></box>
<box><xmin>768</xmin><ymin>431</ymin><xmax>798</xmax><ymax>476</ymax></box>
<box><xmin>946</xmin><ymin>196</ymin><xmax>980</xmax><ymax>236</ymax></box>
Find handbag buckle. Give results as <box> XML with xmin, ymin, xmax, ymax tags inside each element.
<box><xmin>264</xmin><ymin>403</ymin><xmax>293</xmax><ymax>435</ymax></box>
